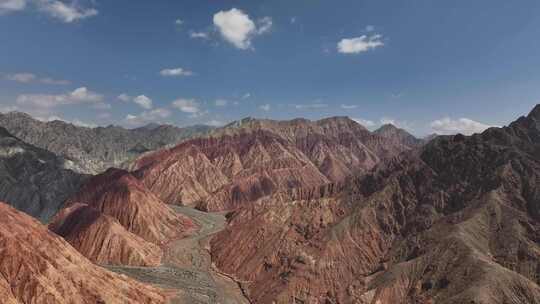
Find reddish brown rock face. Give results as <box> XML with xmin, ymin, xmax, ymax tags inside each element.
<box><xmin>132</xmin><ymin>117</ymin><xmax>412</xmax><ymax>211</ymax></box>
<box><xmin>49</xmin><ymin>203</ymin><xmax>163</xmax><ymax>266</ymax></box>
<box><xmin>0</xmin><ymin>202</ymin><xmax>166</xmax><ymax>304</ymax></box>
<box><xmin>51</xmin><ymin>168</ymin><xmax>195</xmax><ymax>266</ymax></box>
<box><xmin>210</xmin><ymin>105</ymin><xmax>540</xmax><ymax>304</ymax></box>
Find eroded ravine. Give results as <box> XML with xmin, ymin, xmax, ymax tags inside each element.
<box><xmin>105</xmin><ymin>206</ymin><xmax>249</xmax><ymax>304</ymax></box>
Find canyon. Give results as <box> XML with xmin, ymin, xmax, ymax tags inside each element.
<box><xmin>0</xmin><ymin>107</ymin><xmax>539</xmax><ymax>304</ymax></box>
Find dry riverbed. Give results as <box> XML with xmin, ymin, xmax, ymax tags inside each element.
<box><xmin>106</xmin><ymin>206</ymin><xmax>249</xmax><ymax>304</ymax></box>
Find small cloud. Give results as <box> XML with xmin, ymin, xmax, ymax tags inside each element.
<box><xmin>175</xmin><ymin>18</ymin><xmax>183</xmax><ymax>25</ymax></box>
<box><xmin>71</xmin><ymin>119</ymin><xmax>96</xmax><ymax>128</ymax></box>
<box><xmin>39</xmin><ymin>77</ymin><xmax>70</xmax><ymax>85</ymax></box>
<box><xmin>124</xmin><ymin>108</ymin><xmax>172</xmax><ymax>127</ymax></box>
<box><xmin>0</xmin><ymin>0</ymin><xmax>26</xmax><ymax>14</ymax></box>
<box><xmin>5</xmin><ymin>73</ymin><xmax>36</xmax><ymax>83</ymax></box>
<box><xmin>171</xmin><ymin>98</ymin><xmax>200</xmax><ymax>114</ymax></box>
<box><xmin>133</xmin><ymin>95</ymin><xmax>153</xmax><ymax>109</ymax></box>
<box><xmin>213</xmin><ymin>8</ymin><xmax>272</xmax><ymax>50</ymax></box>
<box><xmin>259</xmin><ymin>104</ymin><xmax>270</xmax><ymax>111</ymax></box>
<box><xmin>215</xmin><ymin>99</ymin><xmax>228</xmax><ymax>107</ymax></box>
<box><xmin>337</xmin><ymin>34</ymin><xmax>384</xmax><ymax>54</ymax></box>
<box><xmin>365</xmin><ymin>25</ymin><xmax>375</xmax><ymax>32</ymax></box>
<box><xmin>256</xmin><ymin>16</ymin><xmax>272</xmax><ymax>35</ymax></box>
<box><xmin>16</xmin><ymin>87</ymin><xmax>103</xmax><ymax>109</ymax></box>
<box><xmin>353</xmin><ymin>118</ymin><xmax>375</xmax><ymax>127</ymax></box>
<box><xmin>159</xmin><ymin>67</ymin><xmax>193</xmax><ymax>77</ymax></box>
<box><xmin>3</xmin><ymin>72</ymin><xmax>70</xmax><ymax>85</ymax></box>
<box><xmin>340</xmin><ymin>104</ymin><xmax>357</xmax><ymax>109</ymax></box>
<box><xmin>380</xmin><ymin>117</ymin><xmax>396</xmax><ymax>125</ymax></box>
<box><xmin>430</xmin><ymin>117</ymin><xmax>492</xmax><ymax>135</ymax></box>
<box><xmin>241</xmin><ymin>92</ymin><xmax>251</xmax><ymax>99</ymax></box>
<box><xmin>290</xmin><ymin>17</ymin><xmax>296</xmax><ymax>24</ymax></box>
<box><xmin>293</xmin><ymin>103</ymin><xmax>328</xmax><ymax>110</ymax></box>
<box><xmin>117</xmin><ymin>93</ymin><xmax>131</xmax><ymax>102</ymax></box>
<box><xmin>190</xmin><ymin>31</ymin><xmax>209</xmax><ymax>39</ymax></box>
<box><xmin>38</xmin><ymin>0</ymin><xmax>98</xmax><ymax>23</ymax></box>
<box><xmin>205</xmin><ymin>119</ymin><xmax>225</xmax><ymax>127</ymax></box>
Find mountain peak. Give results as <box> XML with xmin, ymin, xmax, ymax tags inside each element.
<box><xmin>528</xmin><ymin>104</ymin><xmax>540</xmax><ymax>119</ymax></box>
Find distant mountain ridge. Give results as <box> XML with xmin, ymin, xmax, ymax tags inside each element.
<box><xmin>0</xmin><ymin>111</ymin><xmax>213</xmax><ymax>174</ymax></box>
<box><xmin>0</xmin><ymin>126</ymin><xmax>86</xmax><ymax>222</ymax></box>
<box><xmin>132</xmin><ymin>116</ymin><xmax>422</xmax><ymax>211</ymax></box>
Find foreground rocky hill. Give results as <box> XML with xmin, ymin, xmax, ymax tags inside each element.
<box><xmin>132</xmin><ymin>117</ymin><xmax>417</xmax><ymax>211</ymax></box>
<box><xmin>210</xmin><ymin>105</ymin><xmax>540</xmax><ymax>304</ymax></box>
<box><xmin>0</xmin><ymin>202</ymin><xmax>166</xmax><ymax>304</ymax></box>
<box><xmin>0</xmin><ymin>111</ymin><xmax>212</xmax><ymax>174</ymax></box>
<box><xmin>0</xmin><ymin>127</ymin><xmax>86</xmax><ymax>222</ymax></box>
<box><xmin>50</xmin><ymin>168</ymin><xmax>195</xmax><ymax>266</ymax></box>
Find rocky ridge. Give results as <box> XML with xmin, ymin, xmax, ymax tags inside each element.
<box><xmin>50</xmin><ymin>168</ymin><xmax>195</xmax><ymax>266</ymax></box>
<box><xmin>0</xmin><ymin>126</ymin><xmax>86</xmax><ymax>222</ymax></box>
<box><xmin>210</xmin><ymin>105</ymin><xmax>540</xmax><ymax>304</ymax></box>
<box><xmin>0</xmin><ymin>111</ymin><xmax>213</xmax><ymax>174</ymax></box>
<box><xmin>132</xmin><ymin>117</ymin><xmax>417</xmax><ymax>211</ymax></box>
<box><xmin>0</xmin><ymin>202</ymin><xmax>167</xmax><ymax>304</ymax></box>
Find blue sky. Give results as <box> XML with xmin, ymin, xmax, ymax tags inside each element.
<box><xmin>1</xmin><ymin>0</ymin><xmax>540</xmax><ymax>135</ymax></box>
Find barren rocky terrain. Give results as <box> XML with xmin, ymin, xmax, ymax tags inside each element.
<box><xmin>107</xmin><ymin>206</ymin><xmax>250</xmax><ymax>304</ymax></box>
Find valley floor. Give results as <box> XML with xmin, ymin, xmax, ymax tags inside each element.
<box><xmin>105</xmin><ymin>206</ymin><xmax>249</xmax><ymax>304</ymax></box>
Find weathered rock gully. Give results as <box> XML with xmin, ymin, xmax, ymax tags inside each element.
<box><xmin>105</xmin><ymin>206</ymin><xmax>250</xmax><ymax>304</ymax></box>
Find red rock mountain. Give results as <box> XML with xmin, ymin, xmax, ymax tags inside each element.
<box><xmin>0</xmin><ymin>202</ymin><xmax>166</xmax><ymax>304</ymax></box>
<box><xmin>50</xmin><ymin>168</ymin><xmax>195</xmax><ymax>266</ymax></box>
<box><xmin>210</xmin><ymin>105</ymin><xmax>540</xmax><ymax>304</ymax></box>
<box><xmin>49</xmin><ymin>203</ymin><xmax>163</xmax><ymax>266</ymax></box>
<box><xmin>132</xmin><ymin>117</ymin><xmax>414</xmax><ymax>211</ymax></box>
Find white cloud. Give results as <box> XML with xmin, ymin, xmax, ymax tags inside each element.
<box><xmin>190</xmin><ymin>31</ymin><xmax>209</xmax><ymax>39</ymax></box>
<box><xmin>71</xmin><ymin>119</ymin><xmax>96</xmax><ymax>128</ymax></box>
<box><xmin>171</xmin><ymin>98</ymin><xmax>200</xmax><ymax>113</ymax></box>
<box><xmin>340</xmin><ymin>104</ymin><xmax>357</xmax><ymax>109</ymax></box>
<box><xmin>124</xmin><ymin>108</ymin><xmax>171</xmax><ymax>126</ymax></box>
<box><xmin>213</xmin><ymin>8</ymin><xmax>271</xmax><ymax>50</ymax></box>
<box><xmin>175</xmin><ymin>18</ymin><xmax>183</xmax><ymax>25</ymax></box>
<box><xmin>430</xmin><ymin>117</ymin><xmax>492</xmax><ymax>135</ymax></box>
<box><xmin>380</xmin><ymin>117</ymin><xmax>396</xmax><ymax>125</ymax></box>
<box><xmin>259</xmin><ymin>104</ymin><xmax>270</xmax><ymax>111</ymax></box>
<box><xmin>5</xmin><ymin>73</ymin><xmax>36</xmax><ymax>83</ymax></box>
<box><xmin>0</xmin><ymin>0</ymin><xmax>26</xmax><ymax>14</ymax></box>
<box><xmin>16</xmin><ymin>87</ymin><xmax>103</xmax><ymax>108</ymax></box>
<box><xmin>205</xmin><ymin>119</ymin><xmax>225</xmax><ymax>127</ymax></box>
<box><xmin>337</xmin><ymin>34</ymin><xmax>384</xmax><ymax>54</ymax></box>
<box><xmin>39</xmin><ymin>77</ymin><xmax>70</xmax><ymax>85</ymax></box>
<box><xmin>133</xmin><ymin>95</ymin><xmax>153</xmax><ymax>109</ymax></box>
<box><xmin>159</xmin><ymin>67</ymin><xmax>193</xmax><ymax>77</ymax></box>
<box><xmin>117</xmin><ymin>93</ymin><xmax>131</xmax><ymax>102</ymax></box>
<box><xmin>3</xmin><ymin>72</ymin><xmax>70</xmax><ymax>85</ymax></box>
<box><xmin>353</xmin><ymin>118</ymin><xmax>375</xmax><ymax>127</ymax></box>
<box><xmin>241</xmin><ymin>92</ymin><xmax>251</xmax><ymax>99</ymax></box>
<box><xmin>215</xmin><ymin>99</ymin><xmax>228</xmax><ymax>106</ymax></box>
<box><xmin>293</xmin><ymin>103</ymin><xmax>328</xmax><ymax>110</ymax></box>
<box><xmin>257</xmin><ymin>16</ymin><xmax>272</xmax><ymax>34</ymax></box>
<box><xmin>37</xmin><ymin>0</ymin><xmax>98</xmax><ymax>23</ymax></box>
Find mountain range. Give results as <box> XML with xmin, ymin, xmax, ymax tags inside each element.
<box><xmin>1</xmin><ymin>106</ymin><xmax>539</xmax><ymax>303</ymax></box>
<box><xmin>0</xmin><ymin>111</ymin><xmax>213</xmax><ymax>174</ymax></box>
